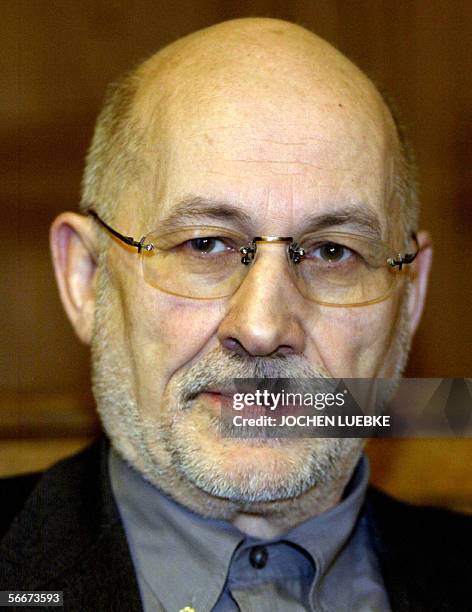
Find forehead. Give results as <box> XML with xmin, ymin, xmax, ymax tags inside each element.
<box><xmin>134</xmin><ymin>51</ymin><xmax>396</xmax><ymax>238</ymax></box>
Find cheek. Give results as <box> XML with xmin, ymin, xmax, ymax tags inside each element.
<box><xmin>306</xmin><ymin>301</ymin><xmax>400</xmax><ymax>377</ymax></box>
<box><xmin>145</xmin><ymin>297</ymin><xmax>223</xmax><ymax>359</ymax></box>
<box><xmin>121</xmin><ymin>285</ymin><xmax>225</xmax><ymax>398</ymax></box>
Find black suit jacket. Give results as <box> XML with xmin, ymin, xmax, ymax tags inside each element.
<box><xmin>0</xmin><ymin>439</ymin><xmax>470</xmax><ymax>611</ymax></box>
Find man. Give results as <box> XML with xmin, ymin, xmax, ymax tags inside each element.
<box><xmin>1</xmin><ymin>17</ymin><xmax>470</xmax><ymax>612</ymax></box>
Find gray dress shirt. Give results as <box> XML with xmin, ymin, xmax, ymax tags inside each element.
<box><xmin>109</xmin><ymin>450</ymin><xmax>391</xmax><ymax>611</ymax></box>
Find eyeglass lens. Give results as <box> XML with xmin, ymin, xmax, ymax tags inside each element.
<box><xmin>140</xmin><ymin>226</ymin><xmax>399</xmax><ymax>305</ymax></box>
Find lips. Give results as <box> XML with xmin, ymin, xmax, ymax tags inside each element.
<box><xmin>199</xmin><ymin>388</ymin><xmax>234</xmax><ymax>398</ymax></box>
<box><xmin>196</xmin><ymin>389</ymin><xmax>303</xmax><ymax>418</ymax></box>
<box><xmin>198</xmin><ymin>390</ymin><xmax>234</xmax><ymax>407</ymax></box>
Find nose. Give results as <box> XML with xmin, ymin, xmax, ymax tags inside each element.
<box><xmin>217</xmin><ymin>245</ymin><xmax>306</xmax><ymax>357</ymax></box>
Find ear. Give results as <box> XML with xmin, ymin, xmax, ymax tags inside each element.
<box><xmin>407</xmin><ymin>230</ymin><xmax>433</xmax><ymax>336</ymax></box>
<box><xmin>50</xmin><ymin>212</ymin><xmax>98</xmax><ymax>345</ymax></box>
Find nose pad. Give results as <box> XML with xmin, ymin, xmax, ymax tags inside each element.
<box><xmin>239</xmin><ymin>241</ymin><xmax>257</xmax><ymax>265</ymax></box>
<box><xmin>288</xmin><ymin>242</ymin><xmax>306</xmax><ymax>264</ymax></box>
<box><xmin>240</xmin><ymin>237</ymin><xmax>304</xmax><ymax>267</ymax></box>
<box><xmin>233</xmin><ymin>240</ymin><xmax>311</xmax><ymax>310</ymax></box>
<box><xmin>236</xmin><ymin>239</ymin><xmax>303</xmax><ymax>298</ymax></box>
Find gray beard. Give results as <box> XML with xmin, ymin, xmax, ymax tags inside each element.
<box><xmin>91</xmin><ymin>267</ymin><xmax>410</xmax><ymax>514</ymax></box>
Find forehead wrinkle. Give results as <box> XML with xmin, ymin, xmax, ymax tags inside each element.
<box><xmin>222</xmin><ymin>158</ymin><xmax>336</xmax><ymax>171</ymax></box>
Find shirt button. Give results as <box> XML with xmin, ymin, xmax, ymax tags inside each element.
<box><xmin>249</xmin><ymin>545</ymin><xmax>268</xmax><ymax>569</ymax></box>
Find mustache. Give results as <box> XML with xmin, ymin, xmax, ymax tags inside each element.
<box><xmin>175</xmin><ymin>348</ymin><xmax>332</xmax><ymax>403</ymax></box>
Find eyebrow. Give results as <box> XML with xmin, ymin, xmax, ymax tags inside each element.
<box><xmin>301</xmin><ymin>205</ymin><xmax>383</xmax><ymax>241</ymax></box>
<box><xmin>157</xmin><ymin>196</ymin><xmax>382</xmax><ymax>241</ymax></box>
<box><xmin>158</xmin><ymin>196</ymin><xmax>252</xmax><ymax>232</ymax></box>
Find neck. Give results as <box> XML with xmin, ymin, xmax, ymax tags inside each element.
<box><xmin>137</xmin><ymin>454</ymin><xmax>361</xmax><ymax>538</ymax></box>
<box><xmin>231</xmin><ymin>477</ymin><xmax>348</xmax><ymax>537</ymax></box>
<box><xmin>121</xmin><ymin>442</ymin><xmax>364</xmax><ymax>538</ymax></box>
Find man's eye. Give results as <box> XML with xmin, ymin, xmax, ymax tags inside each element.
<box><xmin>187</xmin><ymin>237</ymin><xmax>228</xmax><ymax>254</ymax></box>
<box><xmin>310</xmin><ymin>242</ymin><xmax>353</xmax><ymax>263</ymax></box>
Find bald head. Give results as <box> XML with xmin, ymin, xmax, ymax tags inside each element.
<box><xmin>135</xmin><ymin>18</ymin><xmax>383</xmax><ymax>108</ymax></box>
<box><xmin>81</xmin><ymin>18</ymin><xmax>417</xmax><ymax>239</ymax></box>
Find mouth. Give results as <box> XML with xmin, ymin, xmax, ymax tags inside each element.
<box><xmin>193</xmin><ymin>389</ymin><xmax>304</xmax><ymax>419</ymax></box>
<box><xmin>196</xmin><ymin>389</ymin><xmax>236</xmax><ymax>411</ymax></box>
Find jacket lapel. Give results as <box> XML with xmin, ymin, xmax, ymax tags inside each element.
<box><xmin>0</xmin><ymin>438</ymin><xmax>142</xmax><ymax>612</ymax></box>
<box><xmin>366</xmin><ymin>488</ymin><xmax>469</xmax><ymax>612</ymax></box>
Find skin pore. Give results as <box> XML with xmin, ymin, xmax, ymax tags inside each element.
<box><xmin>51</xmin><ymin>18</ymin><xmax>432</xmax><ymax>539</ymax></box>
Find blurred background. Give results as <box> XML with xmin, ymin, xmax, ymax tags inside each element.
<box><xmin>2</xmin><ymin>1</ymin><xmax>471</xmax><ymax>511</ymax></box>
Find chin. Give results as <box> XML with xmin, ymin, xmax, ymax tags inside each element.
<box><xmin>169</xmin><ymin>412</ymin><xmax>353</xmax><ymax>503</ymax></box>
<box><xmin>179</xmin><ymin>457</ymin><xmax>314</xmax><ymax>504</ymax></box>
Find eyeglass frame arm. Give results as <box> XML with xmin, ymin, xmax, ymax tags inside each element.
<box><xmin>386</xmin><ymin>232</ymin><xmax>419</xmax><ymax>270</ymax></box>
<box><xmin>88</xmin><ymin>210</ymin><xmax>153</xmax><ymax>253</ymax></box>
<box><xmin>88</xmin><ymin>209</ymin><xmax>419</xmax><ymax>269</ymax></box>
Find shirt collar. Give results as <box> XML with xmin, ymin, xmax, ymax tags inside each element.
<box><xmin>109</xmin><ymin>449</ymin><xmax>244</xmax><ymax>611</ymax></box>
<box><xmin>286</xmin><ymin>455</ymin><xmax>369</xmax><ymax>582</ymax></box>
<box><xmin>109</xmin><ymin>448</ymin><xmax>368</xmax><ymax>611</ymax></box>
